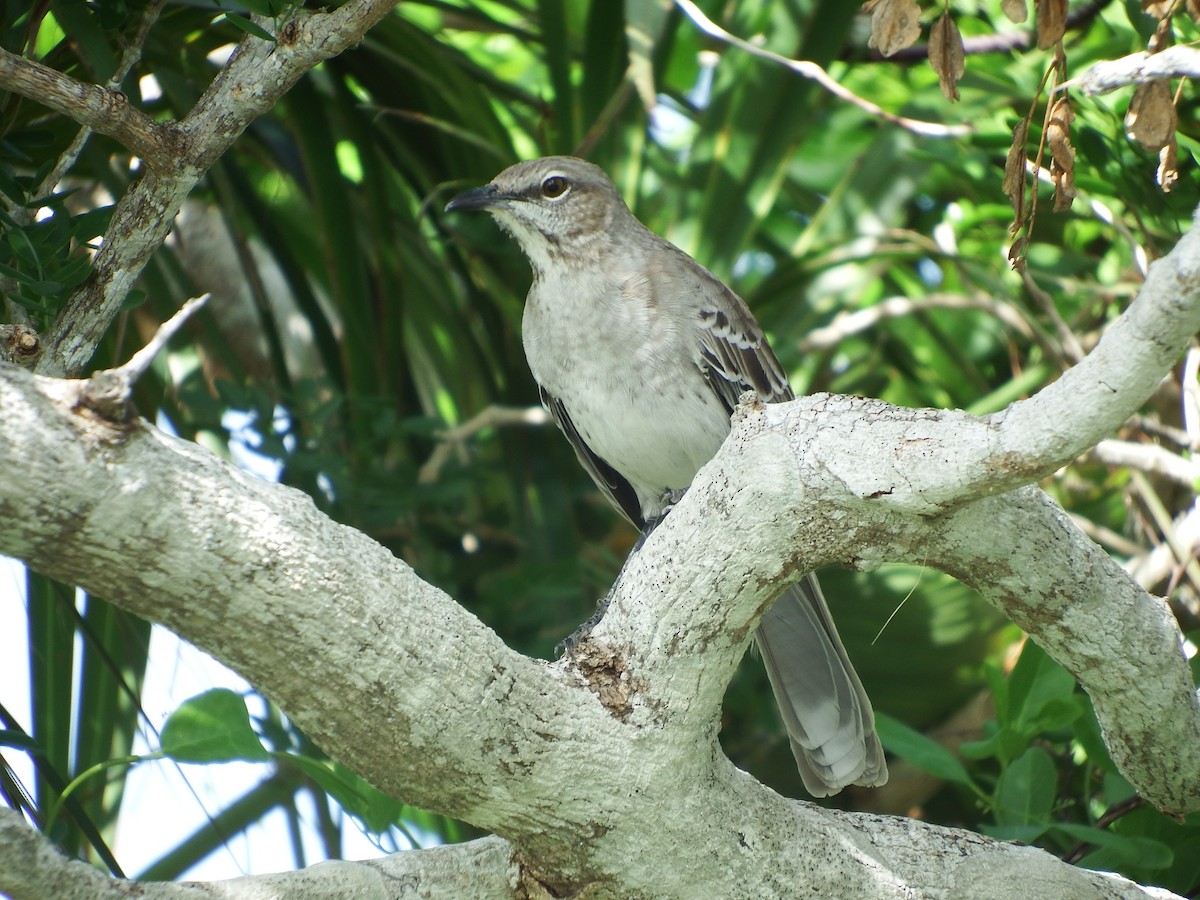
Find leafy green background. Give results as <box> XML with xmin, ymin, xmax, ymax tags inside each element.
<box><xmin>1</xmin><ymin>0</ymin><xmax>1198</xmax><ymax>891</ymax></box>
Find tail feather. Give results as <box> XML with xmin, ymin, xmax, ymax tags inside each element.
<box><xmin>756</xmin><ymin>575</ymin><xmax>887</xmax><ymax>797</ymax></box>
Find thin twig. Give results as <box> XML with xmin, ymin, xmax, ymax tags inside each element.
<box><xmin>1066</xmin><ymin>45</ymin><xmax>1200</xmax><ymax>95</ymax></box>
<box><xmin>797</xmin><ymin>292</ymin><xmax>1038</xmax><ymax>352</ymax></box>
<box><xmin>1090</xmin><ymin>438</ymin><xmax>1200</xmax><ymax>489</ymax></box>
<box><xmin>672</xmin><ymin>0</ymin><xmax>970</xmax><ymax>138</ymax></box>
<box><xmin>1129</xmin><ymin>469</ymin><xmax>1200</xmax><ymax>599</ymax></box>
<box><xmin>120</xmin><ymin>293</ymin><xmax>209</xmax><ymax>382</ymax></box>
<box><xmin>419</xmin><ymin>404</ymin><xmax>551</xmax><ymax>484</ymax></box>
<box><xmin>78</xmin><ymin>294</ymin><xmax>209</xmax><ymax>425</ymax></box>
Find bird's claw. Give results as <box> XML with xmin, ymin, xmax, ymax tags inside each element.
<box><xmin>555</xmin><ymin>594</ymin><xmax>611</xmax><ymax>657</ymax></box>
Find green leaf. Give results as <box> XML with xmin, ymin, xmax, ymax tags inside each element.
<box><xmin>160</xmin><ymin>689</ymin><xmax>269</xmax><ymax>763</ymax></box>
<box><xmin>70</xmin><ymin>206</ymin><xmax>114</xmax><ymax>242</ymax></box>
<box><xmin>287</xmin><ymin>755</ymin><xmax>403</xmax><ymax>834</ymax></box>
<box><xmin>959</xmin><ymin>722</ymin><xmax>1028</xmax><ymax>765</ymax></box>
<box><xmin>287</xmin><ymin>754</ymin><xmax>369</xmax><ymax>809</ymax></box>
<box><xmin>1053</xmin><ymin>824</ymin><xmax>1174</xmax><ymax>870</ymax></box>
<box><xmin>1029</xmin><ymin>696</ymin><xmax>1082</xmax><ymax>733</ymax></box>
<box><xmin>120</xmin><ymin>289</ymin><xmax>148</xmax><ymax>312</ymax></box>
<box><xmin>221</xmin><ymin>14</ymin><xmax>276</xmax><ymax>43</ymax></box>
<box><xmin>874</xmin><ymin>712</ymin><xmax>976</xmax><ymax>788</ymax></box>
<box><xmin>981</xmin><ymin>659</ymin><xmax>1009</xmax><ymax>724</ymax></box>
<box><xmin>4</xmin><ymin>226</ymin><xmax>41</xmax><ymax>267</ymax></box>
<box><xmin>994</xmin><ymin>746</ymin><xmax>1057</xmax><ymax>828</ymax></box>
<box><xmin>1008</xmin><ymin>640</ymin><xmax>1077</xmax><ymax>733</ymax></box>
<box><xmin>54</xmin><ymin>254</ymin><xmax>94</xmax><ymax>290</ymax></box>
<box><xmin>1070</xmin><ymin>697</ymin><xmax>1116</xmax><ymax>773</ymax></box>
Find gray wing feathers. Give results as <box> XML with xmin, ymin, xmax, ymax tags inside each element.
<box><xmin>756</xmin><ymin>578</ymin><xmax>887</xmax><ymax>797</ymax></box>
<box><xmin>694</xmin><ymin>289</ymin><xmax>793</xmax><ymax>411</ymax></box>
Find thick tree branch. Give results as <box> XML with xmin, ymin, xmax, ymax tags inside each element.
<box><xmin>0</xmin><ymin>358</ymin><xmax>1184</xmax><ymax>895</ymax></box>
<box><xmin>0</xmin><ymin>797</ymin><xmax>1171</xmax><ymax>900</ymax></box>
<box><xmin>928</xmin><ymin>488</ymin><xmax>1199</xmax><ymax>813</ymax></box>
<box><xmin>776</xmin><ymin>215</ymin><xmax>1200</xmax><ymax>515</ymax></box>
<box><xmin>590</xmin><ymin>393</ymin><xmax>1199</xmax><ymax>816</ymax></box>
<box><xmin>0</xmin><ymin>809</ymin><xmax>518</xmax><ymax>899</ymax></box>
<box><xmin>1</xmin><ymin>148</ymin><xmax>1196</xmax><ymax>900</ymax></box>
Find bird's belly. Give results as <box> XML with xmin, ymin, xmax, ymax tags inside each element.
<box><xmin>563</xmin><ymin>374</ymin><xmax>731</xmax><ymax>512</ymax></box>
<box><xmin>523</xmin><ymin>273</ymin><xmax>732</xmax><ymax>517</ymax></box>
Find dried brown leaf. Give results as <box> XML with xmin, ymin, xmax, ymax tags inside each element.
<box><xmin>1047</xmin><ymin>97</ymin><xmax>1076</xmax><ymax>211</ymax></box>
<box><xmin>1125</xmin><ymin>80</ymin><xmax>1177</xmax><ymax>151</ymax></box>
<box><xmin>1008</xmin><ymin>236</ymin><xmax>1028</xmax><ymax>271</ymax></box>
<box><xmin>1141</xmin><ymin>0</ymin><xmax>1174</xmax><ymax>17</ymax></box>
<box><xmin>866</xmin><ymin>0</ymin><xmax>922</xmax><ymax>57</ymax></box>
<box><xmin>1158</xmin><ymin>137</ymin><xmax>1180</xmax><ymax>192</ymax></box>
<box><xmin>928</xmin><ymin>13</ymin><xmax>966</xmax><ymax>101</ymax></box>
<box><xmin>1046</xmin><ymin>97</ymin><xmax>1075</xmax><ymax>169</ymax></box>
<box><xmin>1003</xmin><ymin>118</ymin><xmax>1030</xmax><ymax>230</ymax></box>
<box><xmin>1035</xmin><ymin>0</ymin><xmax>1068</xmax><ymax>49</ymax></box>
<box><xmin>1189</xmin><ymin>0</ymin><xmax>1200</xmax><ymax>22</ymax></box>
<box><xmin>1052</xmin><ymin>167</ymin><xmax>1076</xmax><ymax>211</ymax></box>
<box><xmin>1002</xmin><ymin>0</ymin><xmax>1028</xmax><ymax>23</ymax></box>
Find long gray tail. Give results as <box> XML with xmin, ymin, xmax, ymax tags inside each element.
<box><xmin>755</xmin><ymin>574</ymin><xmax>887</xmax><ymax>797</ymax></box>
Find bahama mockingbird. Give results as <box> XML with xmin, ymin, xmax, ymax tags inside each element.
<box><xmin>446</xmin><ymin>156</ymin><xmax>886</xmax><ymax>797</ymax></box>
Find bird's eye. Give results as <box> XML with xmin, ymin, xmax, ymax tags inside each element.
<box><xmin>541</xmin><ymin>176</ymin><xmax>569</xmax><ymax>199</ymax></box>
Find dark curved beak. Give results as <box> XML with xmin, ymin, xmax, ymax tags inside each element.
<box><xmin>445</xmin><ymin>183</ymin><xmax>501</xmax><ymax>213</ymax></box>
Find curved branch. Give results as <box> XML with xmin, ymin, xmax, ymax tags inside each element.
<box><xmin>672</xmin><ymin>0</ymin><xmax>970</xmax><ymax>138</ymax></box>
<box><xmin>927</xmin><ymin>487</ymin><xmax>1200</xmax><ymax>814</ymax></box>
<box><xmin>1071</xmin><ymin>45</ymin><xmax>1200</xmax><ymax>95</ymax></box>
<box><xmin>989</xmin><ymin>213</ymin><xmax>1200</xmax><ymax>487</ymax></box>
<box><xmin>26</xmin><ymin>0</ymin><xmax>399</xmax><ymax>378</ymax></box>
<box><xmin>773</xmin><ymin>213</ymin><xmax>1200</xmax><ymax>514</ymax></box>
<box><xmin>593</xmin><ymin>392</ymin><xmax>1199</xmax><ymax>816</ymax></box>
<box><xmin>0</xmin><ymin>361</ymin><xmax>1185</xmax><ymax>894</ymax></box>
<box><xmin>0</xmin><ymin>756</ymin><xmax>1174</xmax><ymax>900</ymax></box>
<box><xmin>0</xmin><ymin>48</ymin><xmax>166</xmax><ymax>164</ymax></box>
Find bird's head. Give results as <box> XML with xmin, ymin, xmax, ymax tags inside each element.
<box><xmin>445</xmin><ymin>156</ymin><xmax>630</xmax><ymax>273</ymax></box>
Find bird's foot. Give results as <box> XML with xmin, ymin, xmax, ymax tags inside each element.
<box><xmin>555</xmin><ymin>593</ymin><xmax>611</xmax><ymax>657</ymax></box>
<box><xmin>658</xmin><ymin>487</ymin><xmax>688</xmax><ymax>516</ymax></box>
<box><xmin>640</xmin><ymin>488</ymin><xmax>688</xmax><ymax>540</ymax></box>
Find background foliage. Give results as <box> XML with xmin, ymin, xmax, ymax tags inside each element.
<box><xmin>1</xmin><ymin>0</ymin><xmax>1198</xmax><ymax>891</ymax></box>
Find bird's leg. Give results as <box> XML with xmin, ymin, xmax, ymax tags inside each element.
<box><xmin>556</xmin><ymin>544</ymin><xmax>642</xmax><ymax>655</ymax></box>
<box><xmin>654</xmin><ymin>487</ymin><xmax>688</xmax><ymax>523</ymax></box>
<box><xmin>557</xmin><ymin>490</ymin><xmax>688</xmax><ymax>657</ymax></box>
